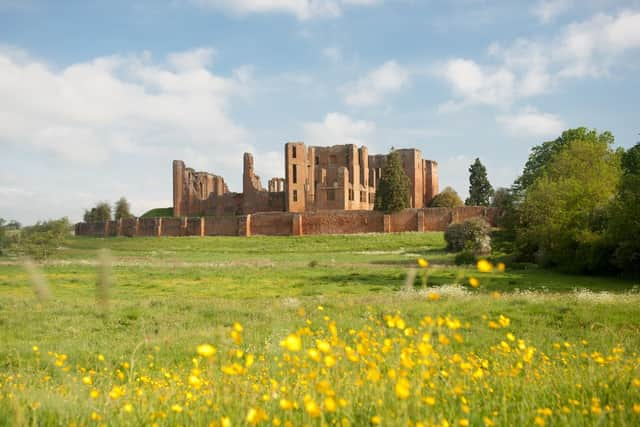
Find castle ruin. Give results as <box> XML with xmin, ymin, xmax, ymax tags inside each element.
<box><xmin>173</xmin><ymin>143</ymin><xmax>439</xmax><ymax>217</ymax></box>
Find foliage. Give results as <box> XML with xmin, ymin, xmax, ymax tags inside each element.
<box><xmin>374</xmin><ymin>149</ymin><xmax>410</xmax><ymax>212</ymax></box>
<box><xmin>429</xmin><ymin>186</ymin><xmax>463</xmax><ymax>208</ymax></box>
<box><xmin>608</xmin><ymin>143</ymin><xmax>640</xmax><ymax>273</ymax></box>
<box><xmin>13</xmin><ymin>217</ymin><xmax>72</xmax><ymax>260</ymax></box>
<box><xmin>465</xmin><ymin>158</ymin><xmax>494</xmax><ymax>206</ymax></box>
<box><xmin>0</xmin><ymin>219</ymin><xmax>7</xmax><ymax>256</ymax></box>
<box><xmin>516</xmin><ymin>133</ymin><xmax>621</xmax><ymax>273</ymax></box>
<box><xmin>1</xmin><ymin>234</ymin><xmax>639</xmax><ymax>425</ymax></box>
<box><xmin>454</xmin><ymin>249</ymin><xmax>477</xmax><ymax>265</ymax></box>
<box><xmin>513</xmin><ymin>127</ymin><xmax>615</xmax><ymax>195</ymax></box>
<box><xmin>444</xmin><ymin>217</ymin><xmax>491</xmax><ymax>256</ymax></box>
<box><xmin>490</xmin><ymin>187</ymin><xmax>518</xmax><ymax>230</ymax></box>
<box><xmin>114</xmin><ymin>197</ymin><xmax>133</xmax><ymax>221</ymax></box>
<box><xmin>84</xmin><ymin>202</ymin><xmax>112</xmax><ymax>222</ymax></box>
<box><xmin>140</xmin><ymin>207</ymin><xmax>174</xmax><ymax>218</ymax></box>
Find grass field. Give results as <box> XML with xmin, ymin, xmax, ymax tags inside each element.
<box><xmin>1</xmin><ymin>232</ymin><xmax>639</xmax><ymax>426</ymax></box>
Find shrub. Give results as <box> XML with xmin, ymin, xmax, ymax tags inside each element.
<box><xmin>14</xmin><ymin>218</ymin><xmax>72</xmax><ymax>260</ymax></box>
<box><xmin>429</xmin><ymin>186</ymin><xmax>463</xmax><ymax>208</ymax></box>
<box><xmin>444</xmin><ymin>217</ymin><xmax>491</xmax><ymax>256</ymax></box>
<box><xmin>454</xmin><ymin>250</ymin><xmax>477</xmax><ymax>265</ymax></box>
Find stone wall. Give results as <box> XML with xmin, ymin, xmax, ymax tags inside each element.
<box><xmin>251</xmin><ymin>212</ymin><xmax>294</xmax><ymax>236</ymax></box>
<box><xmin>302</xmin><ymin>211</ymin><xmax>385</xmax><ymax>235</ymax></box>
<box><xmin>76</xmin><ymin>207</ymin><xmax>499</xmax><ymax>238</ymax></box>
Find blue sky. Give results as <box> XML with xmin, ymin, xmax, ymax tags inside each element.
<box><xmin>1</xmin><ymin>0</ymin><xmax>639</xmax><ymax>224</ymax></box>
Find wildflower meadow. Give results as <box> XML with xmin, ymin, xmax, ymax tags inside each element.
<box><xmin>1</xmin><ymin>233</ymin><xmax>639</xmax><ymax>426</ymax></box>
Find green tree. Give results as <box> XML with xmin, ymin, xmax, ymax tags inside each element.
<box><xmin>374</xmin><ymin>149</ymin><xmax>410</xmax><ymax>212</ymax></box>
<box><xmin>517</xmin><ymin>134</ymin><xmax>621</xmax><ymax>272</ymax></box>
<box><xmin>114</xmin><ymin>197</ymin><xmax>132</xmax><ymax>221</ymax></box>
<box><xmin>0</xmin><ymin>219</ymin><xmax>6</xmax><ymax>256</ymax></box>
<box><xmin>429</xmin><ymin>187</ymin><xmax>463</xmax><ymax>208</ymax></box>
<box><xmin>84</xmin><ymin>202</ymin><xmax>112</xmax><ymax>222</ymax></box>
<box><xmin>465</xmin><ymin>158</ymin><xmax>493</xmax><ymax>206</ymax></box>
<box><xmin>608</xmin><ymin>142</ymin><xmax>640</xmax><ymax>273</ymax></box>
<box><xmin>513</xmin><ymin>127</ymin><xmax>615</xmax><ymax>194</ymax></box>
<box><xmin>17</xmin><ymin>218</ymin><xmax>71</xmax><ymax>259</ymax></box>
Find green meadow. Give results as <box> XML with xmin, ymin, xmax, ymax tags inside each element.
<box><xmin>1</xmin><ymin>233</ymin><xmax>639</xmax><ymax>426</ymax></box>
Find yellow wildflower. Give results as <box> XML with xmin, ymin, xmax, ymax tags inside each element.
<box><xmin>171</xmin><ymin>404</ymin><xmax>183</xmax><ymax>413</ymax></box>
<box><xmin>371</xmin><ymin>415</ymin><xmax>382</xmax><ymax>425</ymax></box>
<box><xmin>468</xmin><ymin>277</ymin><xmax>479</xmax><ymax>288</ymax></box>
<box><xmin>197</xmin><ymin>344</ymin><xmax>217</xmax><ymax>358</ymax></box>
<box><xmin>395</xmin><ymin>378</ymin><xmax>411</xmax><ymax>399</ymax></box>
<box><xmin>304</xmin><ymin>397</ymin><xmax>321</xmax><ymax>418</ymax></box>
<box><xmin>281</xmin><ymin>334</ymin><xmax>301</xmax><ymax>352</ymax></box>
<box><xmin>246</xmin><ymin>407</ymin><xmax>268</xmax><ymax>425</ymax></box>
<box><xmin>417</xmin><ymin>258</ymin><xmax>429</xmax><ymax>268</ymax></box>
<box><xmin>477</xmin><ymin>259</ymin><xmax>493</xmax><ymax>273</ymax></box>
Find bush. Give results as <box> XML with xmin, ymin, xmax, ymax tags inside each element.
<box><xmin>14</xmin><ymin>218</ymin><xmax>72</xmax><ymax>260</ymax></box>
<box><xmin>454</xmin><ymin>250</ymin><xmax>477</xmax><ymax>265</ymax></box>
<box><xmin>429</xmin><ymin>187</ymin><xmax>463</xmax><ymax>208</ymax></box>
<box><xmin>444</xmin><ymin>217</ymin><xmax>491</xmax><ymax>256</ymax></box>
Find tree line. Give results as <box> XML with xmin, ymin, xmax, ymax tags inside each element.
<box><xmin>83</xmin><ymin>197</ymin><xmax>132</xmax><ymax>222</ymax></box>
<box><xmin>373</xmin><ymin>128</ymin><xmax>639</xmax><ymax>275</ymax></box>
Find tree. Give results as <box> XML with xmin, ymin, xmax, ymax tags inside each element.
<box><xmin>513</xmin><ymin>127</ymin><xmax>614</xmax><ymax>194</ymax></box>
<box><xmin>465</xmin><ymin>158</ymin><xmax>493</xmax><ymax>206</ymax></box>
<box><xmin>84</xmin><ymin>202</ymin><xmax>112</xmax><ymax>222</ymax></box>
<box><xmin>17</xmin><ymin>218</ymin><xmax>71</xmax><ymax>259</ymax></box>
<box><xmin>608</xmin><ymin>142</ymin><xmax>640</xmax><ymax>273</ymax></box>
<box><xmin>114</xmin><ymin>197</ymin><xmax>132</xmax><ymax>221</ymax></box>
<box><xmin>517</xmin><ymin>134</ymin><xmax>621</xmax><ymax>272</ymax></box>
<box><xmin>429</xmin><ymin>187</ymin><xmax>463</xmax><ymax>208</ymax></box>
<box><xmin>374</xmin><ymin>149</ymin><xmax>410</xmax><ymax>212</ymax></box>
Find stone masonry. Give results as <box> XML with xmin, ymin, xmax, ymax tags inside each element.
<box><xmin>172</xmin><ymin>143</ymin><xmax>439</xmax><ymax>217</ymax></box>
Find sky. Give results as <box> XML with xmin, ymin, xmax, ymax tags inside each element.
<box><xmin>1</xmin><ymin>0</ymin><xmax>639</xmax><ymax>225</ymax></box>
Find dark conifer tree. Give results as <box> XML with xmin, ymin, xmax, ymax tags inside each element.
<box><xmin>465</xmin><ymin>158</ymin><xmax>494</xmax><ymax>206</ymax></box>
<box><xmin>374</xmin><ymin>149</ymin><xmax>410</xmax><ymax>212</ymax></box>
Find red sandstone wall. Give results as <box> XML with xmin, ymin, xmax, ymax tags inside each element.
<box><xmin>389</xmin><ymin>209</ymin><xmax>418</xmax><ymax>232</ymax></box>
<box><xmin>122</xmin><ymin>218</ymin><xmax>138</xmax><ymax>237</ymax></box>
<box><xmin>75</xmin><ymin>207</ymin><xmax>500</xmax><ymax>237</ymax></box>
<box><xmin>138</xmin><ymin>218</ymin><xmax>159</xmax><ymax>236</ymax></box>
<box><xmin>422</xmin><ymin>208</ymin><xmax>451</xmax><ymax>231</ymax></box>
<box><xmin>162</xmin><ymin>218</ymin><xmax>184</xmax><ymax>236</ymax></box>
<box><xmin>251</xmin><ymin>212</ymin><xmax>293</xmax><ymax>236</ymax></box>
<box><xmin>186</xmin><ymin>218</ymin><xmax>203</xmax><ymax>236</ymax></box>
<box><xmin>452</xmin><ymin>206</ymin><xmax>486</xmax><ymax>223</ymax></box>
<box><xmin>302</xmin><ymin>210</ymin><xmax>384</xmax><ymax>235</ymax></box>
<box><xmin>205</xmin><ymin>216</ymin><xmax>238</xmax><ymax>236</ymax></box>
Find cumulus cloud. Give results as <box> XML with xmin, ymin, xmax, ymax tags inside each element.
<box><xmin>343</xmin><ymin>61</ymin><xmax>410</xmax><ymax>107</ymax></box>
<box><xmin>191</xmin><ymin>0</ymin><xmax>381</xmax><ymax>20</ymax></box>
<box><xmin>0</xmin><ymin>46</ymin><xmax>250</xmax><ymax>165</ymax></box>
<box><xmin>531</xmin><ymin>0</ymin><xmax>573</xmax><ymax>23</ymax></box>
<box><xmin>496</xmin><ymin>108</ymin><xmax>565</xmax><ymax>138</ymax></box>
<box><xmin>303</xmin><ymin>112</ymin><xmax>375</xmax><ymax>146</ymax></box>
<box><xmin>437</xmin><ymin>59</ymin><xmax>516</xmax><ymax>109</ymax></box>
<box><xmin>438</xmin><ymin>10</ymin><xmax>640</xmax><ymax>110</ymax></box>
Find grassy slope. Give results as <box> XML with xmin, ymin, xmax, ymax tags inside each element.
<box><xmin>1</xmin><ymin>233</ymin><xmax>639</xmax><ymax>425</ymax></box>
<box><xmin>139</xmin><ymin>207</ymin><xmax>173</xmax><ymax>218</ymax></box>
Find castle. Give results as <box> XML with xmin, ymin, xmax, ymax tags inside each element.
<box><xmin>173</xmin><ymin>143</ymin><xmax>439</xmax><ymax>217</ymax></box>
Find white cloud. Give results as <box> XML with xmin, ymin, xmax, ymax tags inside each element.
<box><xmin>496</xmin><ymin>108</ymin><xmax>565</xmax><ymax>138</ymax></box>
<box><xmin>191</xmin><ymin>0</ymin><xmax>381</xmax><ymax>20</ymax></box>
<box><xmin>322</xmin><ymin>46</ymin><xmax>342</xmax><ymax>63</ymax></box>
<box><xmin>437</xmin><ymin>59</ymin><xmax>516</xmax><ymax>108</ymax></box>
<box><xmin>303</xmin><ymin>112</ymin><xmax>375</xmax><ymax>146</ymax></box>
<box><xmin>343</xmin><ymin>61</ymin><xmax>410</xmax><ymax>107</ymax></box>
<box><xmin>0</xmin><ymin>47</ymin><xmax>250</xmax><ymax>165</ymax></box>
<box><xmin>531</xmin><ymin>0</ymin><xmax>573</xmax><ymax>23</ymax></box>
<box><xmin>439</xmin><ymin>10</ymin><xmax>640</xmax><ymax>110</ymax></box>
